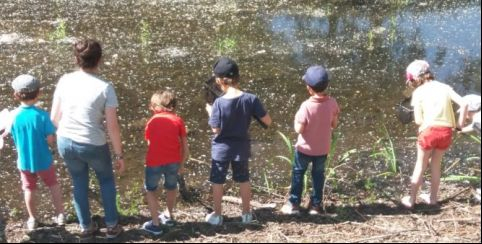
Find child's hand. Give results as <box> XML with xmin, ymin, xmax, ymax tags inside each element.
<box><xmin>178</xmin><ymin>166</ymin><xmax>186</xmax><ymax>175</ymax></box>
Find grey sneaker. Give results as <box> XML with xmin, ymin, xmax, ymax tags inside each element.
<box><xmin>79</xmin><ymin>222</ymin><xmax>99</xmax><ymax>240</ymax></box>
<box><xmin>106</xmin><ymin>224</ymin><xmax>124</xmax><ymax>239</ymax></box>
<box><xmin>205</xmin><ymin>212</ymin><xmax>223</xmax><ymax>226</ymax></box>
<box><xmin>159</xmin><ymin>213</ymin><xmax>175</xmax><ymax>227</ymax></box>
<box><xmin>241</xmin><ymin>212</ymin><xmax>253</xmax><ymax>224</ymax></box>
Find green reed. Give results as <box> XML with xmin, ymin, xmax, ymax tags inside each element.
<box><xmin>370</xmin><ymin>124</ymin><xmax>398</xmax><ymax>177</ymax></box>
<box><xmin>49</xmin><ymin>19</ymin><xmax>67</xmax><ymax>41</ymax></box>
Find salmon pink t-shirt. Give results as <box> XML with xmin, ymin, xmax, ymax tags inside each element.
<box><xmin>294</xmin><ymin>96</ymin><xmax>339</xmax><ymax>156</ymax></box>
<box><xmin>145</xmin><ymin>111</ymin><xmax>187</xmax><ymax>167</ymax></box>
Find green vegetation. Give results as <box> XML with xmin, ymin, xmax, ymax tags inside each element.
<box><xmin>49</xmin><ymin>19</ymin><xmax>67</xmax><ymax>41</ymax></box>
<box><xmin>140</xmin><ymin>19</ymin><xmax>151</xmax><ymax>47</ymax></box>
<box><xmin>370</xmin><ymin>124</ymin><xmax>398</xmax><ymax>177</ymax></box>
<box><xmin>215</xmin><ymin>37</ymin><xmax>237</xmax><ymax>55</ymax></box>
<box><xmin>116</xmin><ymin>183</ymin><xmax>143</xmax><ymax>216</ymax></box>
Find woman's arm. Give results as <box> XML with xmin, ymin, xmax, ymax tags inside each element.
<box><xmin>105</xmin><ymin>107</ymin><xmax>125</xmax><ymax>174</ymax></box>
<box><xmin>50</xmin><ymin>96</ymin><xmax>62</xmax><ymax>127</ymax></box>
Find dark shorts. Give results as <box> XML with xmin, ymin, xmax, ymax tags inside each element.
<box><xmin>209</xmin><ymin>160</ymin><xmax>249</xmax><ymax>184</ymax></box>
<box><xmin>418</xmin><ymin>126</ymin><xmax>453</xmax><ymax>150</ymax></box>
<box><xmin>20</xmin><ymin>165</ymin><xmax>58</xmax><ymax>191</ymax></box>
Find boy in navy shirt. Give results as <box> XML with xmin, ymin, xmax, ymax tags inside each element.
<box><xmin>205</xmin><ymin>57</ymin><xmax>272</xmax><ymax>225</ymax></box>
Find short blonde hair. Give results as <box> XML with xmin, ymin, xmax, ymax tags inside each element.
<box><xmin>151</xmin><ymin>90</ymin><xmax>177</xmax><ymax>111</ymax></box>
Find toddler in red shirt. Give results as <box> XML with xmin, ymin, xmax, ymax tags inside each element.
<box><xmin>141</xmin><ymin>90</ymin><xmax>189</xmax><ymax>235</ymax></box>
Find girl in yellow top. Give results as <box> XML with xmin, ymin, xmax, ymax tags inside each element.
<box><xmin>402</xmin><ymin>60</ymin><xmax>468</xmax><ymax>208</ymax></box>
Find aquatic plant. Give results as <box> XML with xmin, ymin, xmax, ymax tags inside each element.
<box><xmin>367</xmin><ymin>30</ymin><xmax>374</xmax><ymax>51</ymax></box>
<box><xmin>116</xmin><ymin>182</ymin><xmax>143</xmax><ymax>216</ymax></box>
<box><xmin>140</xmin><ymin>19</ymin><xmax>151</xmax><ymax>47</ymax></box>
<box><xmin>49</xmin><ymin>19</ymin><xmax>67</xmax><ymax>41</ymax></box>
<box><xmin>215</xmin><ymin>37</ymin><xmax>237</xmax><ymax>55</ymax></box>
<box><xmin>388</xmin><ymin>15</ymin><xmax>398</xmax><ymax>43</ymax></box>
<box><xmin>370</xmin><ymin>124</ymin><xmax>398</xmax><ymax>177</ymax></box>
<box><xmin>275</xmin><ymin>130</ymin><xmax>309</xmax><ymax>195</ymax></box>
<box><xmin>324</xmin><ymin>131</ymin><xmax>357</xmax><ymax>203</ymax></box>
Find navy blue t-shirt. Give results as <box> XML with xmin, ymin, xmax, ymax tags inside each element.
<box><xmin>209</xmin><ymin>92</ymin><xmax>267</xmax><ymax>161</ymax></box>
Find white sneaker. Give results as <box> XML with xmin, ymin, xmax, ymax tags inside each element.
<box><xmin>56</xmin><ymin>213</ymin><xmax>65</xmax><ymax>226</ymax></box>
<box><xmin>474</xmin><ymin>188</ymin><xmax>481</xmax><ymax>202</ymax></box>
<box><xmin>241</xmin><ymin>212</ymin><xmax>253</xmax><ymax>224</ymax></box>
<box><xmin>159</xmin><ymin>213</ymin><xmax>175</xmax><ymax>227</ymax></box>
<box><xmin>26</xmin><ymin>218</ymin><xmax>37</xmax><ymax>231</ymax></box>
<box><xmin>205</xmin><ymin>212</ymin><xmax>223</xmax><ymax>226</ymax></box>
<box><xmin>280</xmin><ymin>201</ymin><xmax>300</xmax><ymax>215</ymax></box>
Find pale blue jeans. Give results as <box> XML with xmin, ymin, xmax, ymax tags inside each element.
<box><xmin>57</xmin><ymin>136</ymin><xmax>119</xmax><ymax>229</ymax></box>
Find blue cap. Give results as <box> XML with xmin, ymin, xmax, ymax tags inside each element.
<box><xmin>303</xmin><ymin>65</ymin><xmax>329</xmax><ymax>89</ymax></box>
<box><xmin>213</xmin><ymin>57</ymin><xmax>239</xmax><ymax>78</ymax></box>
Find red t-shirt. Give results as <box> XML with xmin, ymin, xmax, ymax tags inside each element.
<box><xmin>145</xmin><ymin>111</ymin><xmax>187</xmax><ymax>167</ymax></box>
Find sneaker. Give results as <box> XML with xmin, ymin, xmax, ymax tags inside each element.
<box><xmin>419</xmin><ymin>193</ymin><xmax>437</xmax><ymax>205</ymax></box>
<box><xmin>280</xmin><ymin>201</ymin><xmax>300</xmax><ymax>215</ymax></box>
<box><xmin>79</xmin><ymin>222</ymin><xmax>99</xmax><ymax>240</ymax></box>
<box><xmin>475</xmin><ymin>188</ymin><xmax>481</xmax><ymax>203</ymax></box>
<box><xmin>26</xmin><ymin>218</ymin><xmax>37</xmax><ymax>231</ymax></box>
<box><xmin>241</xmin><ymin>212</ymin><xmax>253</xmax><ymax>224</ymax></box>
<box><xmin>159</xmin><ymin>213</ymin><xmax>176</xmax><ymax>227</ymax></box>
<box><xmin>401</xmin><ymin>196</ymin><xmax>414</xmax><ymax>209</ymax></box>
<box><xmin>106</xmin><ymin>224</ymin><xmax>124</xmax><ymax>239</ymax></box>
<box><xmin>141</xmin><ymin>221</ymin><xmax>163</xmax><ymax>236</ymax></box>
<box><xmin>308</xmin><ymin>205</ymin><xmax>322</xmax><ymax>215</ymax></box>
<box><xmin>205</xmin><ymin>212</ymin><xmax>223</xmax><ymax>226</ymax></box>
<box><xmin>55</xmin><ymin>213</ymin><xmax>65</xmax><ymax>226</ymax></box>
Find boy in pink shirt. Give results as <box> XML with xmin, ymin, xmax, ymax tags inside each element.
<box><xmin>281</xmin><ymin>65</ymin><xmax>340</xmax><ymax>215</ymax></box>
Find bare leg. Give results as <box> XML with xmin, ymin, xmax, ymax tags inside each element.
<box><xmin>48</xmin><ymin>184</ymin><xmax>65</xmax><ymax>215</ymax></box>
<box><xmin>405</xmin><ymin>145</ymin><xmax>431</xmax><ymax>207</ymax></box>
<box><xmin>24</xmin><ymin>189</ymin><xmax>36</xmax><ymax>220</ymax></box>
<box><xmin>428</xmin><ymin>149</ymin><xmax>446</xmax><ymax>204</ymax></box>
<box><xmin>164</xmin><ymin>189</ymin><xmax>177</xmax><ymax>219</ymax></box>
<box><xmin>145</xmin><ymin>190</ymin><xmax>160</xmax><ymax>226</ymax></box>
<box><xmin>239</xmin><ymin>182</ymin><xmax>251</xmax><ymax>214</ymax></box>
<box><xmin>212</xmin><ymin>184</ymin><xmax>223</xmax><ymax>215</ymax></box>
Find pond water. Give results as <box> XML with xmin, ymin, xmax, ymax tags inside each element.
<box><xmin>0</xmin><ymin>0</ymin><xmax>480</xmax><ymax>215</ymax></box>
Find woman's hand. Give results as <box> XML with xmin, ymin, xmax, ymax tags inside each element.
<box><xmin>115</xmin><ymin>158</ymin><xmax>125</xmax><ymax>175</ymax></box>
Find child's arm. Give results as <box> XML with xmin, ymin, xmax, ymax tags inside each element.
<box><xmin>331</xmin><ymin>112</ymin><xmax>339</xmax><ymax>129</ymax></box>
<box><xmin>50</xmin><ymin>96</ymin><xmax>62</xmax><ymax>127</ymax></box>
<box><xmin>47</xmin><ymin>134</ymin><xmax>56</xmax><ymax>148</ymax></box>
<box><xmin>179</xmin><ymin>136</ymin><xmax>189</xmax><ymax>174</ymax></box>
<box><xmin>449</xmin><ymin>89</ymin><xmax>468</xmax><ymax>129</ymax></box>
<box><xmin>260</xmin><ymin>114</ymin><xmax>272</xmax><ymax>127</ymax></box>
<box><xmin>294</xmin><ymin>120</ymin><xmax>305</xmax><ymax>134</ymax></box>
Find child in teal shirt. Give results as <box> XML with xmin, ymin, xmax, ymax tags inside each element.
<box><xmin>9</xmin><ymin>74</ymin><xmax>65</xmax><ymax>231</ymax></box>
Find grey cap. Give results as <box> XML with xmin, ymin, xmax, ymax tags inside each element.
<box><xmin>12</xmin><ymin>74</ymin><xmax>40</xmax><ymax>93</ymax></box>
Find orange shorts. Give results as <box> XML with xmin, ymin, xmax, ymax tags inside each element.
<box><xmin>418</xmin><ymin>126</ymin><xmax>453</xmax><ymax>150</ymax></box>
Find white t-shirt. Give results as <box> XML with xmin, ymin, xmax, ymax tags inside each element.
<box><xmin>53</xmin><ymin>70</ymin><xmax>118</xmax><ymax>145</ymax></box>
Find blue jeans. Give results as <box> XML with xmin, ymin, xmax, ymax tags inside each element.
<box><xmin>57</xmin><ymin>137</ymin><xmax>119</xmax><ymax>229</ymax></box>
<box><xmin>144</xmin><ymin>163</ymin><xmax>180</xmax><ymax>191</ymax></box>
<box><xmin>289</xmin><ymin>151</ymin><xmax>327</xmax><ymax>207</ymax></box>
